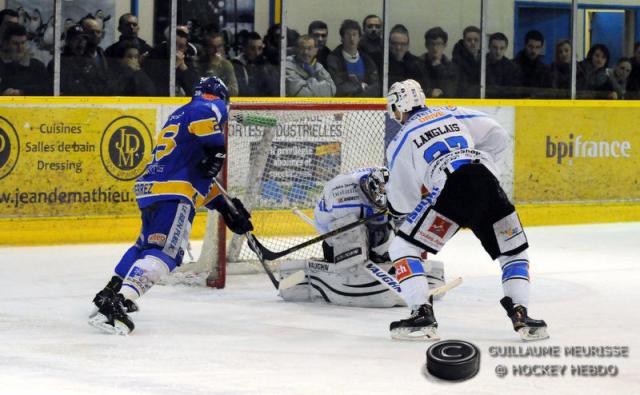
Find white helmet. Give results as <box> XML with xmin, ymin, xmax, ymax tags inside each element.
<box><xmin>359</xmin><ymin>167</ymin><xmax>390</xmax><ymax>210</ymax></box>
<box><xmin>387</xmin><ymin>79</ymin><xmax>426</xmax><ymax>123</ymax></box>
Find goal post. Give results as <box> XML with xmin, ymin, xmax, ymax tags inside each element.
<box><xmin>185</xmin><ymin>99</ymin><xmax>390</xmax><ymax>288</ymax></box>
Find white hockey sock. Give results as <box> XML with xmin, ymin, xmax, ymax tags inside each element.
<box><xmin>120</xmin><ymin>255</ymin><xmax>171</xmax><ymax>301</ymax></box>
<box><xmin>498</xmin><ymin>251</ymin><xmax>530</xmax><ymax>307</ymax></box>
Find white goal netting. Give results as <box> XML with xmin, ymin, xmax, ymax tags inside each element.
<box><xmin>169</xmin><ymin>101</ymin><xmax>389</xmax><ymax>288</ymax></box>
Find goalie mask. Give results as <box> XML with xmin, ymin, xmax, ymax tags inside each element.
<box><xmin>387</xmin><ymin>79</ymin><xmax>426</xmax><ymax>123</ymax></box>
<box><xmin>359</xmin><ymin>167</ymin><xmax>389</xmax><ymax>210</ymax></box>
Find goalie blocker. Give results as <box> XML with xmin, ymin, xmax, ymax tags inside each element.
<box><xmin>278</xmin><ymin>259</ymin><xmax>446</xmax><ymax>308</ymax></box>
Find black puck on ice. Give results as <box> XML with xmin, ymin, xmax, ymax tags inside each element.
<box><xmin>426</xmin><ymin>340</ymin><xmax>480</xmax><ymax>381</ymax></box>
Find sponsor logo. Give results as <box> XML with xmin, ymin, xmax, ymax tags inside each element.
<box><xmin>546</xmin><ymin>134</ymin><xmax>632</xmax><ymax>164</ymax></box>
<box><xmin>335</xmin><ymin>247</ymin><xmax>361</xmax><ymax>263</ymax></box>
<box><xmin>308</xmin><ymin>262</ymin><xmax>330</xmax><ymax>272</ymax></box>
<box><xmin>428</xmin><ymin>215</ymin><xmax>452</xmax><ymax>238</ymax></box>
<box><xmin>365</xmin><ymin>262</ymin><xmax>401</xmax><ymax>292</ymax></box>
<box><xmin>148</xmin><ymin>233</ymin><xmax>167</xmax><ymax>246</ymax></box>
<box><xmin>100</xmin><ymin>116</ymin><xmax>152</xmax><ymax>180</ymax></box>
<box><xmin>0</xmin><ymin>116</ymin><xmax>19</xmax><ymax>180</ymax></box>
<box><xmin>499</xmin><ymin>226</ymin><xmax>522</xmax><ymax>241</ymax></box>
<box><xmin>393</xmin><ymin>260</ymin><xmax>412</xmax><ymax>282</ymax></box>
<box><xmin>407</xmin><ymin>198</ymin><xmax>431</xmax><ymax>224</ymax></box>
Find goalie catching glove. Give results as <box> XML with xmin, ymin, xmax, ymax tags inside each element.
<box><xmin>199</xmin><ymin>145</ymin><xmax>226</xmax><ymax>178</ymax></box>
<box><xmin>218</xmin><ymin>197</ymin><xmax>254</xmax><ymax>235</ymax></box>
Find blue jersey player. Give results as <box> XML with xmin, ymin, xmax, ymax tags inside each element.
<box><xmin>89</xmin><ymin>77</ymin><xmax>253</xmax><ymax>335</ymax></box>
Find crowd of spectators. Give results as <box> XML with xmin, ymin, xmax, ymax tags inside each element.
<box><xmin>2</xmin><ymin>5</ymin><xmax>640</xmax><ymax>100</ymax></box>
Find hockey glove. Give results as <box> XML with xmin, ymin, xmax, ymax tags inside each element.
<box><xmin>199</xmin><ymin>146</ymin><xmax>226</xmax><ymax>178</ymax></box>
<box><xmin>219</xmin><ymin>198</ymin><xmax>254</xmax><ymax>235</ymax></box>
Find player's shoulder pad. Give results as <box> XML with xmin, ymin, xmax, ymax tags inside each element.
<box><xmin>190</xmin><ymin>97</ymin><xmax>228</xmax><ymax>124</ymax></box>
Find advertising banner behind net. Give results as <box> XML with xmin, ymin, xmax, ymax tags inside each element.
<box><xmin>0</xmin><ymin>106</ymin><xmax>156</xmax><ymax>217</ymax></box>
<box><xmin>515</xmin><ymin>107</ymin><xmax>639</xmax><ymax>203</ymax></box>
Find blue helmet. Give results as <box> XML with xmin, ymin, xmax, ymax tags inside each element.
<box><xmin>193</xmin><ymin>76</ymin><xmax>230</xmax><ymax>104</ymax></box>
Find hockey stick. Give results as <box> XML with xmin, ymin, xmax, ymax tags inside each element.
<box><xmin>212</xmin><ymin>178</ymin><xmax>280</xmax><ymax>290</ymax></box>
<box><xmin>248</xmin><ymin>212</ymin><xmax>384</xmax><ymax>261</ymax></box>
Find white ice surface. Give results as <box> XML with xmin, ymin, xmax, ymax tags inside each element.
<box><xmin>1</xmin><ymin>222</ymin><xmax>639</xmax><ymax>395</ymax></box>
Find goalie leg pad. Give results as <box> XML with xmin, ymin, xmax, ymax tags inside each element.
<box><xmin>327</xmin><ymin>214</ymin><xmax>368</xmax><ymax>270</ymax></box>
<box><xmin>278</xmin><ymin>259</ymin><xmax>404</xmax><ymax>307</ymax></box>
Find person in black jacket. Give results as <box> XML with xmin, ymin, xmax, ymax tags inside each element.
<box><xmin>49</xmin><ymin>24</ymin><xmax>106</xmax><ymax>96</ymax></box>
<box><xmin>513</xmin><ymin>30</ymin><xmax>552</xmax><ymax>98</ymax></box>
<box><xmin>308</xmin><ymin>20</ymin><xmax>330</xmax><ymax>68</ymax></box>
<box><xmin>550</xmin><ymin>39</ymin><xmax>571</xmax><ymax>98</ymax></box>
<box><xmin>105</xmin><ymin>14</ymin><xmax>153</xmax><ymax>60</ymax></box>
<box><xmin>0</xmin><ymin>23</ymin><xmax>50</xmax><ymax>95</ymax></box>
<box><xmin>388</xmin><ymin>24</ymin><xmax>427</xmax><ymax>90</ymax></box>
<box><xmin>145</xmin><ymin>29</ymin><xmax>199</xmax><ymax>96</ymax></box>
<box><xmin>452</xmin><ymin>25</ymin><xmax>481</xmax><ymax>98</ymax></box>
<box><xmin>421</xmin><ymin>27</ymin><xmax>458</xmax><ymax>98</ymax></box>
<box><xmin>232</xmin><ymin>32</ymin><xmax>278</xmax><ymax>96</ymax></box>
<box><xmin>359</xmin><ymin>14</ymin><xmax>383</xmax><ymax>76</ymax></box>
<box><xmin>486</xmin><ymin>32</ymin><xmax>520</xmax><ymax>98</ymax></box>
<box><xmin>326</xmin><ymin>19</ymin><xmax>380</xmax><ymax>97</ymax></box>
<box><xmin>108</xmin><ymin>40</ymin><xmax>155</xmax><ymax>96</ymax></box>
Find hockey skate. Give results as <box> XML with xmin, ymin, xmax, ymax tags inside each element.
<box><xmin>500</xmin><ymin>297</ymin><xmax>548</xmax><ymax>341</ymax></box>
<box><xmin>90</xmin><ymin>276</ymin><xmax>139</xmax><ymax>315</ymax></box>
<box><xmin>88</xmin><ymin>288</ymin><xmax>135</xmax><ymax>335</ymax></box>
<box><xmin>390</xmin><ymin>304</ymin><xmax>439</xmax><ymax>341</ymax></box>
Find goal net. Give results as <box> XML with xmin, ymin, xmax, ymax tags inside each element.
<box><xmin>170</xmin><ymin>99</ymin><xmax>389</xmax><ymax>288</ymax></box>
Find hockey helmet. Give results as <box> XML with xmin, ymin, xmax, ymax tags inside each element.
<box><xmin>193</xmin><ymin>76</ymin><xmax>230</xmax><ymax>104</ymax></box>
<box><xmin>360</xmin><ymin>167</ymin><xmax>390</xmax><ymax>210</ymax></box>
<box><xmin>387</xmin><ymin>79</ymin><xmax>426</xmax><ymax>123</ymax></box>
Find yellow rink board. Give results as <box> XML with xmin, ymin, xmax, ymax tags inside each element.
<box><xmin>1</xmin><ymin>203</ymin><xmax>639</xmax><ymax>246</ymax></box>
<box><xmin>1</xmin><ymin>97</ymin><xmax>639</xmax><ymax>246</ymax></box>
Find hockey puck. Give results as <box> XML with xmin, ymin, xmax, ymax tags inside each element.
<box><xmin>426</xmin><ymin>340</ymin><xmax>480</xmax><ymax>381</ymax></box>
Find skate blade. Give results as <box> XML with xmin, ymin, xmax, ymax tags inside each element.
<box><xmin>518</xmin><ymin>326</ymin><xmax>549</xmax><ymax>341</ymax></box>
<box><xmin>391</xmin><ymin>326</ymin><xmax>440</xmax><ymax>341</ymax></box>
<box><xmin>88</xmin><ymin>313</ymin><xmax>133</xmax><ymax>336</ymax></box>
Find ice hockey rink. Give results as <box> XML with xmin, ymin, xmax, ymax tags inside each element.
<box><xmin>1</xmin><ymin>222</ymin><xmax>639</xmax><ymax>395</ymax></box>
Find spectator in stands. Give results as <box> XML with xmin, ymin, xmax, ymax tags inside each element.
<box><xmin>52</xmin><ymin>24</ymin><xmax>106</xmax><ymax>96</ymax></box>
<box><xmin>486</xmin><ymin>32</ymin><xmax>519</xmax><ymax>98</ymax></box>
<box><xmin>286</xmin><ymin>35</ymin><xmax>335</xmax><ymax>97</ymax></box>
<box><xmin>577</xmin><ymin>43</ymin><xmax>614</xmax><ymax>99</ymax></box>
<box><xmin>146</xmin><ymin>29</ymin><xmax>199</xmax><ymax>96</ymax></box>
<box><xmin>388</xmin><ymin>24</ymin><xmax>426</xmax><ymax>89</ymax></box>
<box><xmin>421</xmin><ymin>27</ymin><xmax>458</xmax><ymax>98</ymax></box>
<box><xmin>626</xmin><ymin>42</ymin><xmax>640</xmax><ymax>96</ymax></box>
<box><xmin>550</xmin><ymin>39</ymin><xmax>571</xmax><ymax>97</ymax></box>
<box><xmin>108</xmin><ymin>40</ymin><xmax>155</xmax><ymax>96</ymax></box>
<box><xmin>513</xmin><ymin>30</ymin><xmax>552</xmax><ymax>97</ymax></box>
<box><xmin>308</xmin><ymin>20</ymin><xmax>330</xmax><ymax>68</ymax></box>
<box><xmin>452</xmin><ymin>25</ymin><xmax>481</xmax><ymax>97</ymax></box>
<box><xmin>197</xmin><ymin>31</ymin><xmax>239</xmax><ymax>96</ymax></box>
<box><xmin>81</xmin><ymin>16</ymin><xmax>110</xmax><ymax>86</ymax></box>
<box><xmin>105</xmin><ymin>13</ymin><xmax>153</xmax><ymax>60</ymax></box>
<box><xmin>608</xmin><ymin>57</ymin><xmax>633</xmax><ymax>100</ymax></box>
<box><xmin>232</xmin><ymin>32</ymin><xmax>278</xmax><ymax>96</ymax></box>
<box><xmin>0</xmin><ymin>9</ymin><xmax>18</xmax><ymax>39</ymax></box>
<box><xmin>0</xmin><ymin>23</ymin><xmax>50</xmax><ymax>95</ymax></box>
<box><xmin>359</xmin><ymin>14</ymin><xmax>383</xmax><ymax>76</ymax></box>
<box><xmin>263</xmin><ymin>24</ymin><xmax>299</xmax><ymax>66</ymax></box>
<box><xmin>327</xmin><ymin>19</ymin><xmax>380</xmax><ymax>97</ymax></box>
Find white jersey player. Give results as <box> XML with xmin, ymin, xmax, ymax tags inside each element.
<box><xmin>278</xmin><ymin>167</ymin><xmax>445</xmax><ymax>307</ymax></box>
<box><xmin>384</xmin><ymin>79</ymin><xmax>548</xmax><ymax>341</ymax></box>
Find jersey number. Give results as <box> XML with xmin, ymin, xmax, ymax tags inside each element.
<box><xmin>423</xmin><ymin>136</ymin><xmax>468</xmax><ymax>163</ymax></box>
<box><xmin>153</xmin><ymin>124</ymin><xmax>178</xmax><ymax>161</ymax></box>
